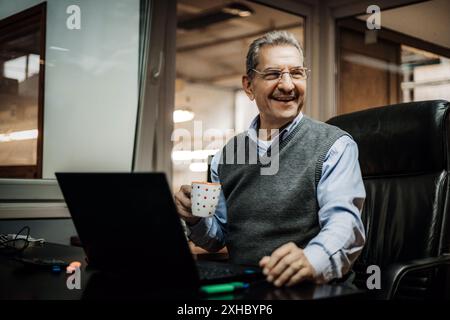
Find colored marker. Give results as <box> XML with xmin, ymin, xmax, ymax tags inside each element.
<box><xmin>200</xmin><ymin>282</ymin><xmax>249</xmax><ymax>295</ymax></box>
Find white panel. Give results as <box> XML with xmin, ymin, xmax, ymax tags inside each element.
<box><xmin>0</xmin><ymin>0</ymin><xmax>140</xmax><ymax>179</ymax></box>
<box><xmin>235</xmin><ymin>90</ymin><xmax>258</xmax><ymax>133</ymax></box>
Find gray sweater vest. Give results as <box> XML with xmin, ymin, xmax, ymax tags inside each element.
<box><xmin>218</xmin><ymin>116</ymin><xmax>347</xmax><ymax>265</ymax></box>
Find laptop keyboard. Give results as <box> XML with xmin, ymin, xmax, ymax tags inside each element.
<box><xmin>196</xmin><ymin>260</ymin><xmax>261</xmax><ymax>282</ymax></box>
<box><xmin>197</xmin><ymin>264</ymin><xmax>235</xmax><ymax>280</ymax></box>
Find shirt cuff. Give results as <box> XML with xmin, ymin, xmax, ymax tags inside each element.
<box><xmin>303</xmin><ymin>244</ymin><xmax>336</xmax><ymax>283</ymax></box>
<box><xmin>186</xmin><ymin>217</ymin><xmax>212</xmax><ymax>245</ymax></box>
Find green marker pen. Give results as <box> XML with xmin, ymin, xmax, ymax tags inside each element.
<box><xmin>200</xmin><ymin>282</ymin><xmax>250</xmax><ymax>295</ymax></box>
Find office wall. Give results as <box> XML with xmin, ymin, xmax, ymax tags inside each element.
<box><xmin>0</xmin><ymin>0</ymin><xmax>140</xmax><ymax>178</ymax></box>
<box><xmin>173</xmin><ymin>83</ymin><xmax>235</xmax><ymax>192</ymax></box>
<box><xmin>235</xmin><ymin>90</ymin><xmax>259</xmax><ymax>134</ymax></box>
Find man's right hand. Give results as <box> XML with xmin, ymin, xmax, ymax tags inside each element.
<box><xmin>174</xmin><ymin>185</ymin><xmax>201</xmax><ymax>225</ymax></box>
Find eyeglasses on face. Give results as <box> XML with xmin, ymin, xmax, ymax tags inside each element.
<box><xmin>249</xmin><ymin>67</ymin><xmax>310</xmax><ymax>81</ymax></box>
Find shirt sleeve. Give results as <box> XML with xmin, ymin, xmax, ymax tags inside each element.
<box><xmin>186</xmin><ymin>149</ymin><xmax>228</xmax><ymax>252</ymax></box>
<box><xmin>303</xmin><ymin>135</ymin><xmax>366</xmax><ymax>283</ymax></box>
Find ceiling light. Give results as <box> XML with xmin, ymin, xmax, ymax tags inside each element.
<box><xmin>222</xmin><ymin>3</ymin><xmax>253</xmax><ymax>17</ymax></box>
<box><xmin>0</xmin><ymin>129</ymin><xmax>38</xmax><ymax>142</ymax></box>
<box><xmin>172</xmin><ymin>149</ymin><xmax>219</xmax><ymax>161</ymax></box>
<box><xmin>177</xmin><ymin>2</ymin><xmax>253</xmax><ymax>31</ymax></box>
<box><xmin>173</xmin><ymin>109</ymin><xmax>195</xmax><ymax>123</ymax></box>
<box><xmin>171</xmin><ymin>151</ymin><xmax>192</xmax><ymax>161</ymax></box>
<box><xmin>189</xmin><ymin>162</ymin><xmax>208</xmax><ymax>172</ymax></box>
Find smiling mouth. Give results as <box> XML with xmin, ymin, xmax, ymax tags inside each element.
<box><xmin>272</xmin><ymin>96</ymin><xmax>296</xmax><ymax>102</ymax></box>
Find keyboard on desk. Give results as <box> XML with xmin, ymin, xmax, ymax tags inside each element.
<box><xmin>196</xmin><ymin>260</ymin><xmax>262</xmax><ymax>284</ymax></box>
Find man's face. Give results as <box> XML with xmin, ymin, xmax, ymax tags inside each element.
<box><xmin>243</xmin><ymin>45</ymin><xmax>306</xmax><ymax>127</ymax></box>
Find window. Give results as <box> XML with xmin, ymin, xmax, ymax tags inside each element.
<box><xmin>173</xmin><ymin>0</ymin><xmax>306</xmax><ymax>191</ymax></box>
<box><xmin>0</xmin><ymin>3</ymin><xmax>45</xmax><ymax>178</ymax></box>
<box><xmin>337</xmin><ymin>1</ymin><xmax>450</xmax><ymax>115</ymax></box>
<box><xmin>0</xmin><ymin>0</ymin><xmax>143</xmax><ymax>219</ymax></box>
<box><xmin>401</xmin><ymin>45</ymin><xmax>450</xmax><ymax>102</ymax></box>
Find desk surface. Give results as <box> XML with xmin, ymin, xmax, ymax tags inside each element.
<box><xmin>0</xmin><ymin>242</ymin><xmax>367</xmax><ymax>300</ymax></box>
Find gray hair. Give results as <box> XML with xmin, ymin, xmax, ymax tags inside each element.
<box><xmin>246</xmin><ymin>30</ymin><xmax>303</xmax><ymax>77</ymax></box>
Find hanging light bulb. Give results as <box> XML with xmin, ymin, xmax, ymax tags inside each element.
<box><xmin>189</xmin><ymin>162</ymin><xmax>208</xmax><ymax>172</ymax></box>
<box><xmin>173</xmin><ymin>109</ymin><xmax>195</xmax><ymax>123</ymax></box>
<box><xmin>174</xmin><ymin>96</ymin><xmax>194</xmax><ymax>123</ymax></box>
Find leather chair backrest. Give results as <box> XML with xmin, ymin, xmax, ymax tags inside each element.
<box><xmin>327</xmin><ymin>100</ymin><xmax>450</xmax><ymax>269</ymax></box>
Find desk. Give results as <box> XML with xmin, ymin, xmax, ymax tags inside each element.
<box><xmin>0</xmin><ymin>242</ymin><xmax>368</xmax><ymax>300</ymax></box>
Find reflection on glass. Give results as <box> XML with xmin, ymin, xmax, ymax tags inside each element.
<box><xmin>401</xmin><ymin>45</ymin><xmax>450</xmax><ymax>102</ymax></box>
<box><xmin>337</xmin><ymin>18</ymin><xmax>450</xmax><ymax>115</ymax></box>
<box><xmin>0</xmin><ymin>6</ymin><xmax>43</xmax><ymax>177</ymax></box>
<box><xmin>0</xmin><ymin>54</ymin><xmax>40</xmax><ymax>166</ymax></box>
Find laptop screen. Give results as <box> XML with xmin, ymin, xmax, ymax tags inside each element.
<box><xmin>56</xmin><ymin>172</ymin><xmax>200</xmax><ymax>291</ymax></box>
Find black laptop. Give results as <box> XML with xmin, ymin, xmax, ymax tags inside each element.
<box><xmin>55</xmin><ymin>172</ymin><xmax>261</xmax><ymax>292</ymax></box>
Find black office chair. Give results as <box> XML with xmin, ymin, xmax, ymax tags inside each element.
<box><xmin>327</xmin><ymin>100</ymin><xmax>450</xmax><ymax>300</ymax></box>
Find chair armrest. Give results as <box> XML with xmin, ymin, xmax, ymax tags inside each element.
<box><xmin>382</xmin><ymin>254</ymin><xmax>450</xmax><ymax>299</ymax></box>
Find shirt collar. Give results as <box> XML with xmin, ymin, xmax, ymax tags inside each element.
<box><xmin>247</xmin><ymin>111</ymin><xmax>304</xmax><ymax>142</ymax></box>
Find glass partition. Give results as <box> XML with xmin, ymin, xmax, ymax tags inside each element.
<box><xmin>0</xmin><ymin>0</ymin><xmax>141</xmax><ymax>180</ymax></box>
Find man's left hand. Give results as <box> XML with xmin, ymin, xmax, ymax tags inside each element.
<box><xmin>259</xmin><ymin>242</ymin><xmax>316</xmax><ymax>287</ymax></box>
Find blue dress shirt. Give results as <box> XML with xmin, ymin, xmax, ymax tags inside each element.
<box><xmin>187</xmin><ymin>112</ymin><xmax>366</xmax><ymax>282</ymax></box>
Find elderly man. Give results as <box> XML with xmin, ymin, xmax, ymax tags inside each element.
<box><xmin>174</xmin><ymin>31</ymin><xmax>365</xmax><ymax>287</ymax></box>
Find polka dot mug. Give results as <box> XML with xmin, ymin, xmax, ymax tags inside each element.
<box><xmin>191</xmin><ymin>181</ymin><xmax>221</xmax><ymax>218</ymax></box>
